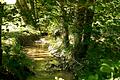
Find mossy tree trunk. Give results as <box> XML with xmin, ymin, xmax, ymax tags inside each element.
<box><xmin>73</xmin><ymin>6</ymin><xmax>94</xmax><ymax>62</ymax></box>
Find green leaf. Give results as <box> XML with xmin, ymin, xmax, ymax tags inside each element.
<box><xmin>100</xmin><ymin>63</ymin><xmax>114</xmax><ymax>73</ymax></box>
<box><xmin>79</xmin><ymin>0</ymin><xmax>87</xmax><ymax>4</ymax></box>
<box><xmin>87</xmin><ymin>74</ymin><xmax>98</xmax><ymax>80</ymax></box>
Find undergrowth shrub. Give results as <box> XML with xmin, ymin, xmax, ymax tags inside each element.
<box><xmin>1</xmin><ymin>32</ymin><xmax>35</xmax><ymax>80</ymax></box>
<box><xmin>16</xmin><ymin>33</ymin><xmax>40</xmax><ymax>46</ymax></box>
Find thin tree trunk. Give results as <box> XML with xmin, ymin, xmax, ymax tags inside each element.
<box><xmin>59</xmin><ymin>1</ymin><xmax>70</xmax><ymax>48</ymax></box>
<box><xmin>16</xmin><ymin>0</ymin><xmax>38</xmax><ymax>27</ymax></box>
<box><xmin>0</xmin><ymin>3</ymin><xmax>3</xmax><ymax>66</ymax></box>
<box><xmin>63</xmin><ymin>25</ymin><xmax>69</xmax><ymax>48</ymax></box>
<box><xmin>62</xmin><ymin>8</ymin><xmax>69</xmax><ymax>48</ymax></box>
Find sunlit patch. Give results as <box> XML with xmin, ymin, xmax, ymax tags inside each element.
<box><xmin>4</xmin><ymin>0</ymin><xmax>16</xmax><ymax>4</ymax></box>
<box><xmin>0</xmin><ymin>0</ymin><xmax>4</xmax><ymax>3</ymax></box>
<box><xmin>55</xmin><ymin>76</ymin><xmax>64</xmax><ymax>80</ymax></box>
<box><xmin>3</xmin><ymin>38</ymin><xmax>16</xmax><ymax>45</ymax></box>
<box><xmin>24</xmin><ymin>40</ymin><xmax>52</xmax><ymax>61</ymax></box>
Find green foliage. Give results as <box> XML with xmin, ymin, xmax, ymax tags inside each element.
<box><xmin>16</xmin><ymin>33</ymin><xmax>40</xmax><ymax>46</ymax></box>
<box><xmin>2</xmin><ymin>42</ymin><xmax>33</xmax><ymax>79</ymax></box>
<box><xmin>2</xmin><ymin>32</ymin><xmax>34</xmax><ymax>79</ymax></box>
<box><xmin>71</xmin><ymin>0</ymin><xmax>120</xmax><ymax>79</ymax></box>
<box><xmin>87</xmin><ymin>74</ymin><xmax>98</xmax><ymax>80</ymax></box>
<box><xmin>100</xmin><ymin>63</ymin><xmax>114</xmax><ymax>73</ymax></box>
<box><xmin>99</xmin><ymin>59</ymin><xmax>120</xmax><ymax>79</ymax></box>
<box><xmin>1</xmin><ymin>4</ymin><xmax>35</xmax><ymax>80</ymax></box>
<box><xmin>1</xmin><ymin>23</ymin><xmax>34</xmax><ymax>79</ymax></box>
<box><xmin>1</xmin><ymin>0</ymin><xmax>120</xmax><ymax>79</ymax></box>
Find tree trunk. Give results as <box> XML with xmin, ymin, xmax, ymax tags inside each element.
<box><xmin>60</xmin><ymin>1</ymin><xmax>70</xmax><ymax>48</ymax></box>
<box><xmin>0</xmin><ymin>2</ymin><xmax>4</xmax><ymax>66</ymax></box>
<box><xmin>16</xmin><ymin>0</ymin><xmax>38</xmax><ymax>28</ymax></box>
<box><xmin>73</xmin><ymin>6</ymin><xmax>94</xmax><ymax>62</ymax></box>
<box><xmin>63</xmin><ymin>25</ymin><xmax>69</xmax><ymax>48</ymax></box>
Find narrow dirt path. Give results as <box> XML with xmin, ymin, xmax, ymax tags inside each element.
<box><xmin>24</xmin><ymin>37</ymin><xmax>73</xmax><ymax>80</ymax></box>
<box><xmin>24</xmin><ymin>38</ymin><xmax>56</xmax><ymax>80</ymax></box>
<box><xmin>24</xmin><ymin>38</ymin><xmax>52</xmax><ymax>61</ymax></box>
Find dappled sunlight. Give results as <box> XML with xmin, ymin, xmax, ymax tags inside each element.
<box><xmin>2</xmin><ymin>38</ymin><xmax>16</xmax><ymax>45</ymax></box>
<box><xmin>24</xmin><ymin>42</ymin><xmax>52</xmax><ymax>61</ymax></box>
<box><xmin>5</xmin><ymin>0</ymin><xmax>16</xmax><ymax>4</ymax></box>
<box><xmin>24</xmin><ymin>37</ymin><xmax>73</xmax><ymax>80</ymax></box>
<box><xmin>1</xmin><ymin>0</ymin><xmax>120</xmax><ymax>80</ymax></box>
<box><xmin>55</xmin><ymin>77</ymin><xmax>64</xmax><ymax>80</ymax></box>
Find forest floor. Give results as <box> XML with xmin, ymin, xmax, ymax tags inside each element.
<box><xmin>24</xmin><ymin>37</ymin><xmax>73</xmax><ymax>80</ymax></box>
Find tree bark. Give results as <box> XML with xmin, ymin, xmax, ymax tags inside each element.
<box><xmin>60</xmin><ymin>1</ymin><xmax>70</xmax><ymax>48</ymax></box>
<box><xmin>73</xmin><ymin>6</ymin><xmax>94</xmax><ymax>62</ymax></box>
<box><xmin>0</xmin><ymin>2</ymin><xmax>4</xmax><ymax>66</ymax></box>
<box><xmin>16</xmin><ymin>0</ymin><xmax>38</xmax><ymax>28</ymax></box>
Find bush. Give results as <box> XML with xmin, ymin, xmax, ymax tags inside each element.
<box><xmin>1</xmin><ymin>33</ymin><xmax>34</xmax><ymax>80</ymax></box>
<box><xmin>16</xmin><ymin>32</ymin><xmax>40</xmax><ymax>46</ymax></box>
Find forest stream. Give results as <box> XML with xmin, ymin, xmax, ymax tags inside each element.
<box><xmin>24</xmin><ymin>37</ymin><xmax>73</xmax><ymax>80</ymax></box>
